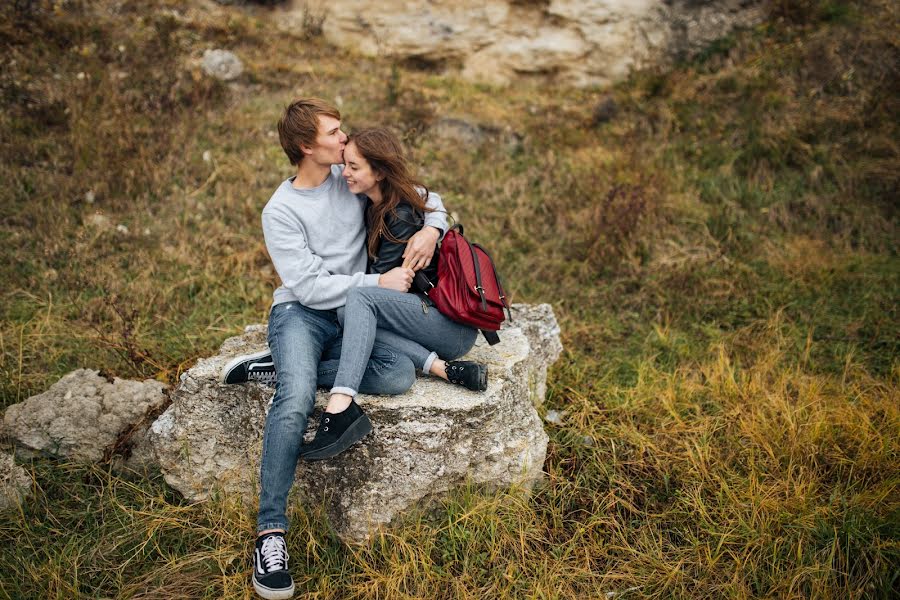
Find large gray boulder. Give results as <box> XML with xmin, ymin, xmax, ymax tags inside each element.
<box><xmin>148</xmin><ymin>303</ymin><xmax>561</xmax><ymax>541</ymax></box>
<box><xmin>3</xmin><ymin>369</ymin><xmax>168</xmax><ymax>463</ymax></box>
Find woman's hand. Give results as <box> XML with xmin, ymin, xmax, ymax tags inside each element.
<box><xmin>402</xmin><ymin>226</ymin><xmax>440</xmax><ymax>271</ymax></box>
<box><xmin>378</xmin><ymin>267</ymin><xmax>414</xmax><ymax>292</ymax></box>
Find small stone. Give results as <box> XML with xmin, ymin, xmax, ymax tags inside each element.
<box><xmin>202</xmin><ymin>150</ymin><xmax>212</xmax><ymax>163</ymax></box>
<box><xmin>544</xmin><ymin>409</ymin><xmax>567</xmax><ymax>426</ymax></box>
<box><xmin>0</xmin><ymin>452</ymin><xmax>31</xmax><ymax>512</ymax></box>
<box><xmin>85</xmin><ymin>190</ymin><xmax>95</xmax><ymax>204</ymax></box>
<box><xmin>580</xmin><ymin>435</ymin><xmax>595</xmax><ymax>447</ymax></box>
<box><xmin>76</xmin><ymin>72</ymin><xmax>85</xmax><ymax>80</ymax></box>
<box><xmin>116</xmin><ymin>224</ymin><xmax>129</xmax><ymax>234</ymax></box>
<box><xmin>201</xmin><ymin>49</ymin><xmax>243</xmax><ymax>81</ymax></box>
<box><xmin>429</xmin><ymin>117</ymin><xmax>486</xmax><ymax>146</ymax></box>
<box><xmin>86</xmin><ymin>213</ymin><xmax>111</xmax><ymax>229</ymax></box>
<box><xmin>592</xmin><ymin>96</ymin><xmax>618</xmax><ymax>124</ymax></box>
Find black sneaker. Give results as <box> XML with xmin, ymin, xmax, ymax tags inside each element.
<box><xmin>252</xmin><ymin>532</ymin><xmax>294</xmax><ymax>599</ymax></box>
<box><xmin>445</xmin><ymin>361</ymin><xmax>488</xmax><ymax>391</ymax></box>
<box><xmin>221</xmin><ymin>350</ymin><xmax>276</xmax><ymax>386</ymax></box>
<box><xmin>300</xmin><ymin>400</ymin><xmax>372</xmax><ymax>461</ymax></box>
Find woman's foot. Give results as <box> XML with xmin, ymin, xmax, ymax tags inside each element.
<box><xmin>300</xmin><ymin>399</ymin><xmax>372</xmax><ymax>461</ymax></box>
<box><xmin>444</xmin><ymin>360</ymin><xmax>488</xmax><ymax>391</ymax></box>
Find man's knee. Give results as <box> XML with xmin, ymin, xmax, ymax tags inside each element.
<box><xmin>270</xmin><ymin>376</ymin><xmax>316</xmax><ymax>418</ymax></box>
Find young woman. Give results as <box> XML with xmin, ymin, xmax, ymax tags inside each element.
<box><xmin>299</xmin><ymin>127</ymin><xmax>489</xmax><ymax>461</ymax></box>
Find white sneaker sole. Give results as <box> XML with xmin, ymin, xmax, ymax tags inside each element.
<box><xmin>220</xmin><ymin>349</ymin><xmax>272</xmax><ymax>384</ymax></box>
<box><xmin>252</xmin><ymin>573</ymin><xmax>295</xmax><ymax>599</ymax></box>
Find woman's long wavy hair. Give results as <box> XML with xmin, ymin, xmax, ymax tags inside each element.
<box><xmin>347</xmin><ymin>128</ymin><xmax>432</xmax><ymax>259</ymax></box>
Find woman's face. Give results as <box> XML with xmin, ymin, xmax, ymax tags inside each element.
<box><xmin>342</xmin><ymin>141</ymin><xmax>382</xmax><ymax>197</ymax></box>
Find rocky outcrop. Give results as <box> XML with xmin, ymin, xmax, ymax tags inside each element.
<box><xmin>3</xmin><ymin>369</ymin><xmax>168</xmax><ymax>463</ymax></box>
<box><xmin>310</xmin><ymin>0</ymin><xmax>766</xmax><ymax>87</ymax></box>
<box><xmin>148</xmin><ymin>303</ymin><xmax>561</xmax><ymax>541</ymax></box>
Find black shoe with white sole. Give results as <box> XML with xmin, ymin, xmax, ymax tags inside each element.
<box><xmin>252</xmin><ymin>532</ymin><xmax>294</xmax><ymax>599</ymax></box>
<box><xmin>222</xmin><ymin>350</ymin><xmax>276</xmax><ymax>386</ymax></box>
<box><xmin>445</xmin><ymin>361</ymin><xmax>488</xmax><ymax>391</ymax></box>
<box><xmin>300</xmin><ymin>400</ymin><xmax>372</xmax><ymax>461</ymax></box>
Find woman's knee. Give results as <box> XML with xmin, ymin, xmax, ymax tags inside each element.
<box><xmin>358</xmin><ymin>356</ymin><xmax>416</xmax><ymax>395</ymax></box>
<box><xmin>345</xmin><ymin>286</ymin><xmax>373</xmax><ymax>307</ymax></box>
<box><xmin>445</xmin><ymin>326</ymin><xmax>478</xmax><ymax>360</ymax></box>
<box><xmin>379</xmin><ymin>358</ymin><xmax>416</xmax><ymax>394</ymax></box>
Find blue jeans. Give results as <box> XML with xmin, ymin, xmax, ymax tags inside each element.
<box><xmin>257</xmin><ymin>301</ymin><xmax>417</xmax><ymax>533</ymax></box>
<box><xmin>331</xmin><ymin>287</ymin><xmax>478</xmax><ymax>397</ymax></box>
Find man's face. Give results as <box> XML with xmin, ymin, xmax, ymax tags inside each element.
<box><xmin>304</xmin><ymin>115</ymin><xmax>348</xmax><ymax>165</ymax></box>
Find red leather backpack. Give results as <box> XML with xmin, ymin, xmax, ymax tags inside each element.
<box><xmin>420</xmin><ymin>224</ymin><xmax>512</xmax><ymax>345</ymax></box>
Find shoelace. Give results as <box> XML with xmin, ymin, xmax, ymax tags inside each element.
<box><xmin>259</xmin><ymin>535</ymin><xmax>289</xmax><ymax>573</ymax></box>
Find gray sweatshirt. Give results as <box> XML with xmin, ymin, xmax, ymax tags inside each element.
<box><xmin>262</xmin><ymin>165</ymin><xmax>447</xmax><ymax>310</ymax></box>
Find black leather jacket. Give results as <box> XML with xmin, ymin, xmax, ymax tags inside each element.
<box><xmin>366</xmin><ymin>200</ymin><xmax>439</xmax><ymax>294</ymax></box>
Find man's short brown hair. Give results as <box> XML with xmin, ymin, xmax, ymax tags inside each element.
<box><xmin>277</xmin><ymin>98</ymin><xmax>341</xmax><ymax>166</ymax></box>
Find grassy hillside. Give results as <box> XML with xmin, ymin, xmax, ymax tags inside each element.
<box><xmin>1</xmin><ymin>0</ymin><xmax>897</xmax><ymax>598</ymax></box>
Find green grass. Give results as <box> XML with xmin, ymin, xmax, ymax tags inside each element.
<box><xmin>1</xmin><ymin>0</ymin><xmax>898</xmax><ymax>597</ymax></box>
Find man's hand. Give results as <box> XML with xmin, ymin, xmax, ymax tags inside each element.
<box><xmin>378</xmin><ymin>267</ymin><xmax>414</xmax><ymax>292</ymax></box>
<box><xmin>403</xmin><ymin>226</ymin><xmax>440</xmax><ymax>271</ymax></box>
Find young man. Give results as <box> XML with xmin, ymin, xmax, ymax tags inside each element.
<box><xmin>248</xmin><ymin>98</ymin><xmax>447</xmax><ymax>600</ymax></box>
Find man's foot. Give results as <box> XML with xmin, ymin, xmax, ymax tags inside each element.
<box><xmin>252</xmin><ymin>532</ymin><xmax>294</xmax><ymax>599</ymax></box>
<box><xmin>300</xmin><ymin>400</ymin><xmax>372</xmax><ymax>461</ymax></box>
<box><xmin>445</xmin><ymin>361</ymin><xmax>488</xmax><ymax>391</ymax></box>
<box><xmin>221</xmin><ymin>350</ymin><xmax>276</xmax><ymax>386</ymax></box>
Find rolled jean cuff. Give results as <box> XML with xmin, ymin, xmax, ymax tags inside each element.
<box><xmin>422</xmin><ymin>352</ymin><xmax>438</xmax><ymax>374</ymax></box>
<box><xmin>329</xmin><ymin>386</ymin><xmax>357</xmax><ymax>398</ymax></box>
<box><xmin>257</xmin><ymin>522</ymin><xmax>288</xmax><ymax>534</ymax></box>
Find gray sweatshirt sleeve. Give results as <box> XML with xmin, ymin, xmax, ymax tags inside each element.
<box><xmin>262</xmin><ymin>212</ymin><xmax>380</xmax><ymax>310</ymax></box>
<box><xmin>423</xmin><ymin>191</ymin><xmax>449</xmax><ymax>238</ymax></box>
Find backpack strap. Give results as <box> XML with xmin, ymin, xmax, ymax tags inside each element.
<box><xmin>481</xmin><ymin>329</ymin><xmax>501</xmax><ymax>346</ymax></box>
<box><xmin>472</xmin><ymin>242</ymin><xmax>513</xmax><ymax>322</ymax></box>
<box><xmin>462</xmin><ymin>234</ymin><xmax>488</xmax><ymax>312</ymax></box>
